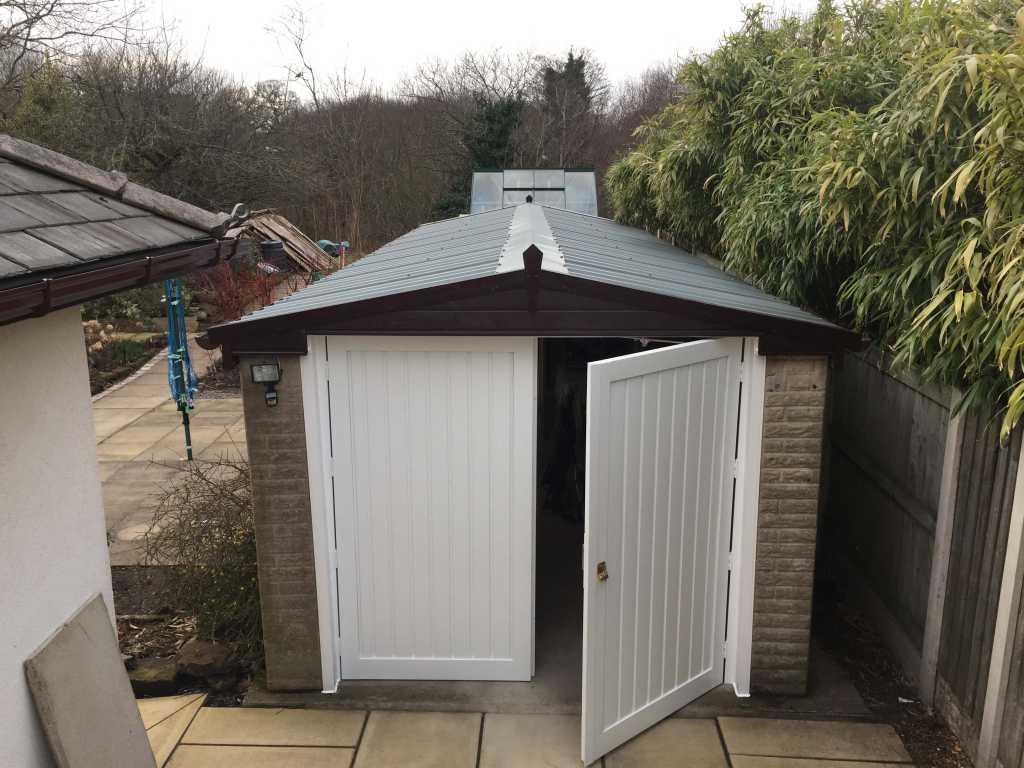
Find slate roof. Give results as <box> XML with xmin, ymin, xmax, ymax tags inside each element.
<box><xmin>233</xmin><ymin>202</ymin><xmax>839</xmax><ymax>332</ymax></box>
<box><xmin>0</xmin><ymin>135</ymin><xmax>224</xmax><ymax>281</ymax></box>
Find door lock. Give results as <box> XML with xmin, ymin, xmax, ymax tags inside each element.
<box><xmin>596</xmin><ymin>561</ymin><xmax>609</xmax><ymax>582</ymax></box>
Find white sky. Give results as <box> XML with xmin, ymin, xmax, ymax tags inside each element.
<box><xmin>146</xmin><ymin>0</ymin><xmax>819</xmax><ymax>91</ymax></box>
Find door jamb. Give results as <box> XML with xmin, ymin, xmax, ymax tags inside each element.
<box><xmin>301</xmin><ymin>334</ymin><xmax>342</xmax><ymax>693</ymax></box>
<box><xmin>725</xmin><ymin>336</ymin><xmax>766</xmax><ymax>696</ymax></box>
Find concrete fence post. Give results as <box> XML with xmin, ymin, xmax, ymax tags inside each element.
<box><xmin>975</xmin><ymin>450</ymin><xmax>1024</xmax><ymax>768</ymax></box>
<box><xmin>919</xmin><ymin>390</ymin><xmax>964</xmax><ymax>708</ymax></box>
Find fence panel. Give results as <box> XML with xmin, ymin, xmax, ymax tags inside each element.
<box><xmin>999</xmin><ymin>586</ymin><xmax>1024</xmax><ymax>768</ymax></box>
<box><xmin>827</xmin><ymin>353</ymin><xmax>949</xmax><ymax>647</ymax></box>
<box><xmin>937</xmin><ymin>413</ymin><xmax>1021</xmax><ymax>740</ymax></box>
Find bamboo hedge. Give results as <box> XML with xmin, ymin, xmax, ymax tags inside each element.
<box><xmin>608</xmin><ymin>0</ymin><xmax>1024</xmax><ymax>436</ymax></box>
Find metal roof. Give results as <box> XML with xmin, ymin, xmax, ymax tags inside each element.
<box><xmin>235</xmin><ymin>203</ymin><xmax>838</xmax><ymax>331</ymax></box>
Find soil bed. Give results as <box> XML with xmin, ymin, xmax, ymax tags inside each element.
<box><xmin>113</xmin><ymin>565</ymin><xmax>249</xmax><ymax>706</ymax></box>
<box><xmin>814</xmin><ymin>580</ymin><xmax>971</xmax><ymax>768</ymax></box>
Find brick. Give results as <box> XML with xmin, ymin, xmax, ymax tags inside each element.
<box><xmin>763</xmin><ymin>420</ymin><xmax>823</xmax><ymax>438</ymax></box>
<box><xmin>759</xmin><ymin>483</ymin><xmax>819</xmax><ymax>500</ymax></box>
<box><xmin>750</xmin><ymin>356</ymin><xmax>827</xmax><ymax>697</ymax></box>
<box><xmin>776</xmin><ymin>499</ymin><xmax>819</xmax><ymax>514</ymax></box>
<box><xmin>762</xmin><ymin>437</ymin><xmax>822</xmax><ymax>454</ymax></box>
<box><xmin>764</xmin><ymin>390</ymin><xmax>826</xmax><ymax>408</ymax></box>
<box><xmin>242</xmin><ymin>355</ymin><xmax>323</xmax><ymax>692</ymax></box>
<box><xmin>762</xmin><ymin>452</ymin><xmax>821</xmax><ymax>468</ymax></box>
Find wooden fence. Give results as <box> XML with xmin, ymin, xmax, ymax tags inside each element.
<box><xmin>823</xmin><ymin>353</ymin><xmax>1024</xmax><ymax>768</ymax></box>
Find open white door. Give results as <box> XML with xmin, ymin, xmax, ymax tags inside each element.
<box><xmin>582</xmin><ymin>339</ymin><xmax>742</xmax><ymax>764</ymax></box>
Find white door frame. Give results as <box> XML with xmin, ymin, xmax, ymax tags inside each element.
<box><xmin>726</xmin><ymin>336</ymin><xmax>766</xmax><ymax>697</ymax></box>
<box><xmin>303</xmin><ymin>334</ymin><xmax>764</xmax><ymax>696</ymax></box>
<box><xmin>302</xmin><ymin>335</ymin><xmax>342</xmax><ymax>692</ymax></box>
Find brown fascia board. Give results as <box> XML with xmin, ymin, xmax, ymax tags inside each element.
<box><xmin>209</xmin><ymin>269</ymin><xmax>860</xmax><ymax>356</ymax></box>
<box><xmin>0</xmin><ymin>238</ymin><xmax>251</xmax><ymax>327</ymax></box>
<box><xmin>0</xmin><ymin>134</ymin><xmax>230</xmax><ymax>233</ymax></box>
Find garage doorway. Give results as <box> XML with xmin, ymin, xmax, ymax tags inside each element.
<box><xmin>304</xmin><ymin>334</ymin><xmax>764</xmax><ymax>763</ymax></box>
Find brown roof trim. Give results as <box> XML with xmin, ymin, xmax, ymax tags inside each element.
<box><xmin>0</xmin><ymin>238</ymin><xmax>251</xmax><ymax>326</ymax></box>
<box><xmin>209</xmin><ymin>269</ymin><xmax>860</xmax><ymax>359</ymax></box>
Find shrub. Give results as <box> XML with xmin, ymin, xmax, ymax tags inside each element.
<box><xmin>143</xmin><ymin>458</ymin><xmax>262</xmax><ymax>668</ymax></box>
<box><xmin>190</xmin><ymin>258</ymin><xmax>277</xmax><ymax>323</ymax></box>
<box><xmin>607</xmin><ymin>0</ymin><xmax>1024</xmax><ymax>436</ymax></box>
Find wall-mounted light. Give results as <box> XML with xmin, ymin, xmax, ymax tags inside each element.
<box><xmin>251</xmin><ymin>362</ymin><xmax>281</xmax><ymax>407</ymax></box>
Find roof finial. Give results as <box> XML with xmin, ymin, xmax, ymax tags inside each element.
<box><xmin>523</xmin><ymin>244</ymin><xmax>543</xmax><ymax>274</ymax></box>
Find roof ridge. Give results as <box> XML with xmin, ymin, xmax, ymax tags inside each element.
<box><xmin>0</xmin><ymin>134</ymin><xmax>228</xmax><ymax>234</ymax></box>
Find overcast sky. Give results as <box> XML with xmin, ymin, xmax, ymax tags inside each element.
<box><xmin>146</xmin><ymin>0</ymin><xmax>818</xmax><ymax>91</ymax></box>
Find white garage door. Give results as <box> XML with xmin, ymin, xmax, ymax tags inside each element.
<box><xmin>582</xmin><ymin>339</ymin><xmax>742</xmax><ymax>764</ymax></box>
<box><xmin>325</xmin><ymin>337</ymin><xmax>536</xmax><ymax>680</ymax></box>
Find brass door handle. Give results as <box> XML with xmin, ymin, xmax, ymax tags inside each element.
<box><xmin>596</xmin><ymin>561</ymin><xmax>609</xmax><ymax>582</ymax></box>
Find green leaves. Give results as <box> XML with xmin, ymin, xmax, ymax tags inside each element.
<box><xmin>608</xmin><ymin>0</ymin><xmax>1024</xmax><ymax>438</ymax></box>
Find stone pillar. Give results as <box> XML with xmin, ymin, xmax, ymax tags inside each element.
<box><xmin>240</xmin><ymin>354</ymin><xmax>323</xmax><ymax>691</ymax></box>
<box><xmin>751</xmin><ymin>355</ymin><xmax>828</xmax><ymax>695</ymax></box>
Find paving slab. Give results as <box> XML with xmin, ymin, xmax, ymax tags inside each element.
<box><xmin>94</xmin><ymin>394</ymin><xmax>171</xmax><ymax>409</ymax></box>
<box><xmin>717</xmin><ymin>718</ymin><xmax>912</xmax><ymax>763</ymax></box>
<box><xmin>731</xmin><ymin>757</ymin><xmax>911</xmax><ymax>768</ymax></box>
<box><xmin>139</xmin><ymin>694</ymin><xmax>206</xmax><ymax>729</ymax></box>
<box><xmin>99</xmin><ymin>461</ymin><xmax>127</xmax><ymax>481</ymax></box>
<box><xmin>96</xmin><ymin>439</ymin><xmax>152</xmax><ymax>460</ymax></box>
<box><xmin>168</xmin><ymin>745</ymin><xmax>354</xmax><ymax>767</ymax></box>
<box><xmin>94</xmin><ymin>409</ymin><xmax>149</xmax><ymax>439</ymax></box>
<box><xmin>103</xmin><ymin>424</ymin><xmax>180</xmax><ymax>444</ymax></box>
<box><xmin>605</xmin><ymin>719</ymin><xmax>728</xmax><ymax>768</ymax></box>
<box><xmin>200</xmin><ymin>441</ymin><xmax>247</xmax><ymax>461</ymax></box>
<box><xmin>354</xmin><ymin>711</ymin><xmax>480</xmax><ymax>768</ymax></box>
<box><xmin>479</xmin><ymin>713</ymin><xmax>580</xmax><ymax>768</ymax></box>
<box><xmin>24</xmin><ymin>594</ymin><xmax>155</xmax><ymax>768</ymax></box>
<box><xmin>145</xmin><ymin>695</ymin><xmax>206</xmax><ymax>768</ymax></box>
<box><xmin>183</xmin><ymin>707</ymin><xmax>365</xmax><ymax>747</ymax></box>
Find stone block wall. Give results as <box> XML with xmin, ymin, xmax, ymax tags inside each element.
<box><xmin>240</xmin><ymin>354</ymin><xmax>323</xmax><ymax>691</ymax></box>
<box><xmin>751</xmin><ymin>355</ymin><xmax>829</xmax><ymax>695</ymax></box>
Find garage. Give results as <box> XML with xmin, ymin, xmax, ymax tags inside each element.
<box><xmin>210</xmin><ymin>200</ymin><xmax>856</xmax><ymax>764</ymax></box>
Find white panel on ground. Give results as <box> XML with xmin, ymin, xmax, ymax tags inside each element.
<box><xmin>582</xmin><ymin>339</ymin><xmax>742</xmax><ymax>764</ymax></box>
<box><xmin>327</xmin><ymin>337</ymin><xmax>536</xmax><ymax>681</ymax></box>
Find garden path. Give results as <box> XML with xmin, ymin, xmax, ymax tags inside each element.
<box><xmin>93</xmin><ymin>339</ymin><xmax>246</xmax><ymax>566</ymax></box>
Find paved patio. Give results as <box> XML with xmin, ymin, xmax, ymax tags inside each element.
<box><xmin>139</xmin><ymin>697</ymin><xmax>914</xmax><ymax>768</ymax></box>
<box><xmin>93</xmin><ymin>341</ymin><xmax>246</xmax><ymax>565</ymax></box>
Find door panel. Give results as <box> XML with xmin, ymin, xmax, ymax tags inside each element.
<box><xmin>327</xmin><ymin>337</ymin><xmax>536</xmax><ymax>680</ymax></box>
<box><xmin>583</xmin><ymin>339</ymin><xmax>741</xmax><ymax>764</ymax></box>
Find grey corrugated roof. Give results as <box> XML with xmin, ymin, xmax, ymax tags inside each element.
<box><xmin>0</xmin><ymin>135</ymin><xmax>222</xmax><ymax>280</ymax></box>
<box><xmin>234</xmin><ymin>203</ymin><xmax>837</xmax><ymax>330</ymax></box>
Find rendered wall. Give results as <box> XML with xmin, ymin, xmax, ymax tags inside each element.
<box><xmin>0</xmin><ymin>309</ymin><xmax>114</xmax><ymax>768</ymax></box>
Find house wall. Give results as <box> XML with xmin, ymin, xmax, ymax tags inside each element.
<box><xmin>240</xmin><ymin>354</ymin><xmax>323</xmax><ymax>690</ymax></box>
<box><xmin>751</xmin><ymin>355</ymin><xmax>828</xmax><ymax>695</ymax></box>
<box><xmin>0</xmin><ymin>309</ymin><xmax>114</xmax><ymax>768</ymax></box>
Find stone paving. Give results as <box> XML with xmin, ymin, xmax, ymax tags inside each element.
<box><xmin>138</xmin><ymin>699</ymin><xmax>915</xmax><ymax>768</ymax></box>
<box><xmin>93</xmin><ymin>340</ymin><xmax>246</xmax><ymax>565</ymax></box>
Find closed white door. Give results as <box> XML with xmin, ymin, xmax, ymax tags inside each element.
<box><xmin>582</xmin><ymin>339</ymin><xmax>742</xmax><ymax>764</ymax></box>
<box><xmin>326</xmin><ymin>337</ymin><xmax>536</xmax><ymax>680</ymax></box>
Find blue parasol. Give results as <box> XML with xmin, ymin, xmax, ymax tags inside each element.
<box><xmin>164</xmin><ymin>278</ymin><xmax>198</xmax><ymax>460</ymax></box>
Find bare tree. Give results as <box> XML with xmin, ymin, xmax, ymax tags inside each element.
<box><xmin>0</xmin><ymin>0</ymin><xmax>141</xmax><ymax>112</ymax></box>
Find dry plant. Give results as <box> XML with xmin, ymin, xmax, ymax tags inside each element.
<box><xmin>143</xmin><ymin>457</ymin><xmax>262</xmax><ymax>668</ymax></box>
